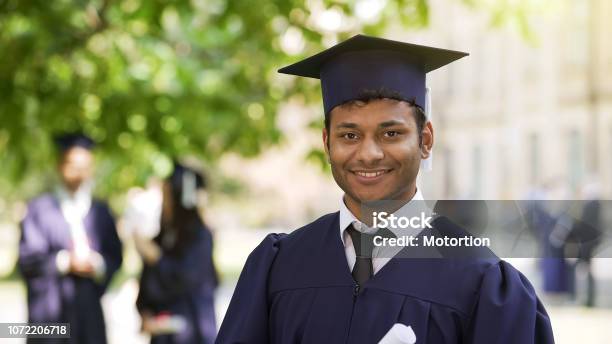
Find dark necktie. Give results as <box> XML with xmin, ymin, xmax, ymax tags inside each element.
<box><xmin>347</xmin><ymin>225</ymin><xmax>374</xmax><ymax>285</ymax></box>
<box><xmin>347</xmin><ymin>225</ymin><xmax>396</xmax><ymax>285</ymax></box>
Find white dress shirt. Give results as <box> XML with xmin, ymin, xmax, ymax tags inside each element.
<box><xmin>339</xmin><ymin>189</ymin><xmax>432</xmax><ymax>274</ymax></box>
<box><xmin>55</xmin><ymin>183</ymin><xmax>106</xmax><ymax>281</ymax></box>
<box><xmin>57</xmin><ymin>184</ymin><xmax>92</xmax><ymax>260</ymax></box>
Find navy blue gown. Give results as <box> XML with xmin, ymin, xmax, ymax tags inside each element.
<box><xmin>137</xmin><ymin>224</ymin><xmax>218</xmax><ymax>344</ymax></box>
<box><xmin>217</xmin><ymin>213</ymin><xmax>554</xmax><ymax>344</ymax></box>
<box><xmin>18</xmin><ymin>194</ymin><xmax>123</xmax><ymax>344</ymax></box>
<box><xmin>525</xmin><ymin>201</ymin><xmax>571</xmax><ymax>294</ymax></box>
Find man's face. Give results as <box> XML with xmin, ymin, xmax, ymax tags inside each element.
<box><xmin>323</xmin><ymin>98</ymin><xmax>433</xmax><ymax>208</ymax></box>
<box><xmin>58</xmin><ymin>147</ymin><xmax>94</xmax><ymax>192</ymax></box>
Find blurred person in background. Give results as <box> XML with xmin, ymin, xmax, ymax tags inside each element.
<box><xmin>566</xmin><ymin>179</ymin><xmax>604</xmax><ymax>307</ymax></box>
<box><xmin>135</xmin><ymin>162</ymin><xmax>218</xmax><ymax>344</ymax></box>
<box><xmin>18</xmin><ymin>133</ymin><xmax>123</xmax><ymax>344</ymax></box>
<box><xmin>524</xmin><ymin>183</ymin><xmax>573</xmax><ymax>301</ymax></box>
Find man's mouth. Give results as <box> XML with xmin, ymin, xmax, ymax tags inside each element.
<box><xmin>352</xmin><ymin>169</ymin><xmax>392</xmax><ymax>179</ymax></box>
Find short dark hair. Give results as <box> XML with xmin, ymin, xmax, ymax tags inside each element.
<box><xmin>325</xmin><ymin>88</ymin><xmax>427</xmax><ymax>146</ymax></box>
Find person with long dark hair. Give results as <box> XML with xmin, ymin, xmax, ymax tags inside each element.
<box><xmin>135</xmin><ymin>163</ymin><xmax>218</xmax><ymax>344</ymax></box>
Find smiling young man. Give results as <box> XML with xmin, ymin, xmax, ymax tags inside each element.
<box><xmin>324</xmin><ymin>94</ymin><xmax>431</xmax><ymax>222</ymax></box>
<box><xmin>216</xmin><ymin>35</ymin><xmax>554</xmax><ymax>344</ymax></box>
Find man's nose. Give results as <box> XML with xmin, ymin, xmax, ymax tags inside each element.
<box><xmin>356</xmin><ymin>137</ymin><xmax>384</xmax><ymax>165</ymax></box>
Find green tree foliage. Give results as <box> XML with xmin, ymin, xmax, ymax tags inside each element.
<box><xmin>0</xmin><ymin>0</ymin><xmax>432</xmax><ymax>199</ymax></box>
<box><xmin>0</xmin><ymin>0</ymin><xmax>545</xmax><ymax>199</ymax></box>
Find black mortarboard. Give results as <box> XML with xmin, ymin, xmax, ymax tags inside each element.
<box><xmin>53</xmin><ymin>133</ymin><xmax>95</xmax><ymax>152</ymax></box>
<box><xmin>169</xmin><ymin>162</ymin><xmax>206</xmax><ymax>209</ymax></box>
<box><xmin>278</xmin><ymin>34</ymin><xmax>468</xmax><ymax>114</ymax></box>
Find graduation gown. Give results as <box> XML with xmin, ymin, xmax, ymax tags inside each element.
<box><xmin>18</xmin><ymin>194</ymin><xmax>123</xmax><ymax>344</ymax></box>
<box><xmin>525</xmin><ymin>203</ymin><xmax>570</xmax><ymax>293</ymax></box>
<box><xmin>136</xmin><ymin>224</ymin><xmax>218</xmax><ymax>344</ymax></box>
<box><xmin>217</xmin><ymin>212</ymin><xmax>554</xmax><ymax>344</ymax></box>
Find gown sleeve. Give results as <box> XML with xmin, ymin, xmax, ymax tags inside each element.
<box><xmin>96</xmin><ymin>203</ymin><xmax>123</xmax><ymax>293</ymax></box>
<box><xmin>216</xmin><ymin>233</ymin><xmax>284</xmax><ymax>344</ymax></box>
<box><xmin>18</xmin><ymin>202</ymin><xmax>59</xmax><ymax>279</ymax></box>
<box><xmin>466</xmin><ymin>260</ymin><xmax>555</xmax><ymax>344</ymax></box>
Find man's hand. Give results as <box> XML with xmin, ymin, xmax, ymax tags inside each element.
<box><xmin>69</xmin><ymin>253</ymin><xmax>95</xmax><ymax>277</ymax></box>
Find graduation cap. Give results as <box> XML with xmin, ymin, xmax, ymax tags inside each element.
<box><xmin>278</xmin><ymin>34</ymin><xmax>468</xmax><ymax>170</ymax></box>
<box><xmin>53</xmin><ymin>133</ymin><xmax>95</xmax><ymax>153</ymax></box>
<box><xmin>278</xmin><ymin>34</ymin><xmax>467</xmax><ymax>113</ymax></box>
<box><xmin>169</xmin><ymin>162</ymin><xmax>206</xmax><ymax>209</ymax></box>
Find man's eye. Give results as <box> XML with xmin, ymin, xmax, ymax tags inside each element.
<box><xmin>384</xmin><ymin>131</ymin><xmax>399</xmax><ymax>137</ymax></box>
<box><xmin>343</xmin><ymin>133</ymin><xmax>358</xmax><ymax>140</ymax></box>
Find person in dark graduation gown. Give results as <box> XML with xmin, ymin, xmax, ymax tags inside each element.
<box><xmin>524</xmin><ymin>198</ymin><xmax>572</xmax><ymax>295</ymax></box>
<box><xmin>18</xmin><ymin>134</ymin><xmax>123</xmax><ymax>344</ymax></box>
<box><xmin>135</xmin><ymin>163</ymin><xmax>218</xmax><ymax>344</ymax></box>
<box><xmin>217</xmin><ymin>35</ymin><xmax>554</xmax><ymax>344</ymax></box>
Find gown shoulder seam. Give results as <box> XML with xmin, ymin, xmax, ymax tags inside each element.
<box><xmin>270</xmin><ymin>284</ymin><xmax>355</xmax><ymax>296</ymax></box>
<box><xmin>269</xmin><ymin>285</ymin><xmax>472</xmax><ymax>319</ymax></box>
<box><xmin>368</xmin><ymin>286</ymin><xmax>471</xmax><ymax>318</ymax></box>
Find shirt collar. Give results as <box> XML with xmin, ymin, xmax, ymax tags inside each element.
<box><xmin>339</xmin><ymin>188</ymin><xmax>425</xmax><ymax>246</ymax></box>
<box><xmin>55</xmin><ymin>182</ymin><xmax>93</xmax><ymax>219</ymax></box>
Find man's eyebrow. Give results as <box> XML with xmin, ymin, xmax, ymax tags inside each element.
<box><xmin>335</xmin><ymin>122</ymin><xmax>359</xmax><ymax>129</ymax></box>
<box><xmin>379</xmin><ymin>120</ymin><xmax>405</xmax><ymax>128</ymax></box>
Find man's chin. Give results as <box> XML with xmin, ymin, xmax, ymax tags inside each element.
<box><xmin>352</xmin><ymin>187</ymin><xmax>414</xmax><ymax>204</ymax></box>
<box><xmin>354</xmin><ymin>192</ymin><xmax>391</xmax><ymax>203</ymax></box>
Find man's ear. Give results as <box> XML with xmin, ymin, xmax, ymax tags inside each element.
<box><xmin>421</xmin><ymin>121</ymin><xmax>434</xmax><ymax>159</ymax></box>
<box><xmin>322</xmin><ymin>128</ymin><xmax>331</xmax><ymax>163</ymax></box>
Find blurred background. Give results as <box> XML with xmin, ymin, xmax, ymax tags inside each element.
<box><xmin>1</xmin><ymin>0</ymin><xmax>611</xmax><ymax>342</ymax></box>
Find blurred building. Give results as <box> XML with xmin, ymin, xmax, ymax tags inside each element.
<box><xmin>215</xmin><ymin>0</ymin><xmax>612</xmax><ymax>230</ymax></box>
<box><xmin>407</xmin><ymin>0</ymin><xmax>612</xmax><ymax>199</ymax></box>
